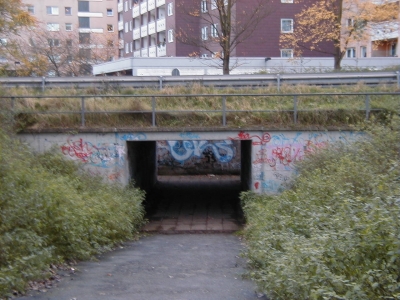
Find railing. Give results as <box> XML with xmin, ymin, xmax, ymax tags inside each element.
<box><xmin>1</xmin><ymin>92</ymin><xmax>398</xmax><ymax>128</ymax></box>
<box><xmin>0</xmin><ymin>72</ymin><xmax>399</xmax><ymax>91</ymax></box>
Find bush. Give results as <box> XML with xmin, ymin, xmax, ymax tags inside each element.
<box><xmin>241</xmin><ymin>117</ymin><xmax>400</xmax><ymax>300</ymax></box>
<box><xmin>0</xmin><ymin>129</ymin><xmax>145</xmax><ymax>297</ymax></box>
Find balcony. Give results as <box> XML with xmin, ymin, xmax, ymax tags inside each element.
<box><xmin>371</xmin><ymin>21</ymin><xmax>399</xmax><ymax>41</ymax></box>
<box><xmin>132</xmin><ymin>5</ymin><xmax>140</xmax><ymax>18</ymax></box>
<box><xmin>157</xmin><ymin>44</ymin><xmax>166</xmax><ymax>57</ymax></box>
<box><xmin>157</xmin><ymin>18</ymin><xmax>166</xmax><ymax>32</ymax></box>
<box><xmin>156</xmin><ymin>0</ymin><xmax>165</xmax><ymax>7</ymax></box>
<box><xmin>118</xmin><ymin>2</ymin><xmax>123</xmax><ymax>12</ymax></box>
<box><xmin>140</xmin><ymin>1</ymin><xmax>147</xmax><ymax>14</ymax></box>
<box><xmin>148</xmin><ymin>21</ymin><xmax>156</xmax><ymax>35</ymax></box>
<box><xmin>118</xmin><ymin>39</ymin><xmax>124</xmax><ymax>49</ymax></box>
<box><xmin>141</xmin><ymin>48</ymin><xmax>148</xmax><ymax>57</ymax></box>
<box><xmin>134</xmin><ymin>50</ymin><xmax>141</xmax><ymax>57</ymax></box>
<box><xmin>133</xmin><ymin>28</ymin><xmax>140</xmax><ymax>40</ymax></box>
<box><xmin>149</xmin><ymin>46</ymin><xmax>157</xmax><ymax>57</ymax></box>
<box><xmin>148</xmin><ymin>0</ymin><xmax>156</xmax><ymax>10</ymax></box>
<box><xmin>141</xmin><ymin>25</ymin><xmax>148</xmax><ymax>37</ymax></box>
<box><xmin>118</xmin><ymin>21</ymin><xmax>124</xmax><ymax>31</ymax></box>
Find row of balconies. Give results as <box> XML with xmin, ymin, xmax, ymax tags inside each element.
<box><xmin>133</xmin><ymin>18</ymin><xmax>165</xmax><ymax>39</ymax></box>
<box><xmin>133</xmin><ymin>45</ymin><xmax>166</xmax><ymax>57</ymax></box>
<box><xmin>133</xmin><ymin>0</ymin><xmax>165</xmax><ymax>18</ymax></box>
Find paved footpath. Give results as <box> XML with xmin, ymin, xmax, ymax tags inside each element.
<box><xmin>19</xmin><ymin>234</ymin><xmax>266</xmax><ymax>300</ymax></box>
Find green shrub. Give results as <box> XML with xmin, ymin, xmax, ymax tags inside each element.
<box><xmin>0</xmin><ymin>130</ymin><xmax>145</xmax><ymax>297</ymax></box>
<box><xmin>242</xmin><ymin>117</ymin><xmax>400</xmax><ymax>300</ymax></box>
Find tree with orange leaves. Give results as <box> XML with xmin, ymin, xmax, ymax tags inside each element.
<box><xmin>279</xmin><ymin>0</ymin><xmax>399</xmax><ymax>69</ymax></box>
<box><xmin>0</xmin><ymin>0</ymin><xmax>36</xmax><ymax>34</ymax></box>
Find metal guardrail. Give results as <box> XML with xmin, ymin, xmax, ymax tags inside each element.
<box><xmin>0</xmin><ymin>71</ymin><xmax>399</xmax><ymax>91</ymax></box>
<box><xmin>2</xmin><ymin>92</ymin><xmax>399</xmax><ymax>128</ymax></box>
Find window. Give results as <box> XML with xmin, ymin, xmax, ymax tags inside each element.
<box><xmin>79</xmin><ymin>33</ymin><xmax>90</xmax><ymax>44</ymax></box>
<box><xmin>47</xmin><ymin>23</ymin><xmax>60</xmax><ymax>31</ymax></box>
<box><xmin>46</xmin><ymin>6</ymin><xmax>59</xmax><ymax>15</ymax></box>
<box><xmin>65</xmin><ymin>23</ymin><xmax>72</xmax><ymax>31</ymax></box>
<box><xmin>0</xmin><ymin>38</ymin><xmax>7</xmax><ymax>46</ymax></box>
<box><xmin>67</xmin><ymin>55</ymin><xmax>73</xmax><ymax>63</ymax></box>
<box><xmin>168</xmin><ymin>29</ymin><xmax>174</xmax><ymax>42</ymax></box>
<box><xmin>107</xmin><ymin>40</ymin><xmax>114</xmax><ymax>46</ymax></box>
<box><xmin>78</xmin><ymin>1</ymin><xmax>89</xmax><ymax>12</ymax></box>
<box><xmin>360</xmin><ymin>46</ymin><xmax>367</xmax><ymax>57</ymax></box>
<box><xmin>48</xmin><ymin>39</ymin><xmax>60</xmax><ymax>47</ymax></box>
<box><xmin>125</xmin><ymin>22</ymin><xmax>129</xmax><ymax>33</ymax></box>
<box><xmin>27</xmin><ymin>5</ymin><xmax>35</xmax><ymax>14</ymax></box>
<box><xmin>281</xmin><ymin>0</ymin><xmax>293</xmax><ymax>3</ymax></box>
<box><xmin>167</xmin><ymin>3</ymin><xmax>173</xmax><ymax>16</ymax></box>
<box><xmin>346</xmin><ymin>47</ymin><xmax>356</xmax><ymax>58</ymax></box>
<box><xmin>201</xmin><ymin>54</ymin><xmax>208</xmax><ymax>58</ymax></box>
<box><xmin>65</xmin><ymin>7</ymin><xmax>72</xmax><ymax>15</ymax></box>
<box><xmin>281</xmin><ymin>19</ymin><xmax>293</xmax><ymax>33</ymax></box>
<box><xmin>211</xmin><ymin>0</ymin><xmax>217</xmax><ymax>10</ymax></box>
<box><xmin>107</xmin><ymin>8</ymin><xmax>113</xmax><ymax>16</ymax></box>
<box><xmin>130</xmin><ymin>21</ymin><xmax>133</xmax><ymax>31</ymax></box>
<box><xmin>79</xmin><ymin>49</ymin><xmax>91</xmax><ymax>59</ymax></box>
<box><xmin>280</xmin><ymin>49</ymin><xmax>293</xmax><ymax>58</ymax></box>
<box><xmin>390</xmin><ymin>43</ymin><xmax>397</xmax><ymax>56</ymax></box>
<box><xmin>130</xmin><ymin>42</ymin><xmax>133</xmax><ymax>52</ymax></box>
<box><xmin>201</xmin><ymin>26</ymin><xmax>208</xmax><ymax>40</ymax></box>
<box><xmin>79</xmin><ymin>17</ymin><xmax>90</xmax><ymax>28</ymax></box>
<box><xmin>347</xmin><ymin>18</ymin><xmax>353</xmax><ymax>28</ymax></box>
<box><xmin>66</xmin><ymin>39</ymin><xmax>73</xmax><ymax>47</ymax></box>
<box><xmin>201</xmin><ymin>0</ymin><xmax>208</xmax><ymax>12</ymax></box>
<box><xmin>124</xmin><ymin>1</ymin><xmax>128</xmax><ymax>12</ymax></box>
<box><xmin>211</xmin><ymin>24</ymin><xmax>218</xmax><ymax>37</ymax></box>
<box><xmin>107</xmin><ymin>24</ymin><xmax>114</xmax><ymax>32</ymax></box>
<box><xmin>125</xmin><ymin>43</ymin><xmax>129</xmax><ymax>54</ymax></box>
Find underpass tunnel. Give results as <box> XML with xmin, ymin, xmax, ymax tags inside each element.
<box><xmin>127</xmin><ymin>139</ymin><xmax>252</xmax><ymax>232</ymax></box>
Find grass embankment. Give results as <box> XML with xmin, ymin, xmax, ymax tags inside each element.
<box><xmin>0</xmin><ymin>83</ymin><xmax>398</xmax><ymax>130</ymax></box>
<box><xmin>241</xmin><ymin>118</ymin><xmax>400</xmax><ymax>299</ymax></box>
<box><xmin>0</xmin><ymin>128</ymin><xmax>145</xmax><ymax>298</ymax></box>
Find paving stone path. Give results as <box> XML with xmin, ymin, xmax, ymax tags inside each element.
<box><xmin>19</xmin><ymin>234</ymin><xmax>266</xmax><ymax>300</ymax></box>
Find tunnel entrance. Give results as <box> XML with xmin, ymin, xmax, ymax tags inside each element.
<box><xmin>127</xmin><ymin>139</ymin><xmax>252</xmax><ymax>233</ymax></box>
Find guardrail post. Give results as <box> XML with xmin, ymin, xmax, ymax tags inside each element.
<box><xmin>222</xmin><ymin>96</ymin><xmax>227</xmax><ymax>126</ymax></box>
<box><xmin>277</xmin><ymin>74</ymin><xmax>281</xmax><ymax>92</ymax></box>
<box><xmin>397</xmin><ymin>71</ymin><xmax>400</xmax><ymax>88</ymax></box>
<box><xmin>81</xmin><ymin>97</ymin><xmax>85</xmax><ymax>127</ymax></box>
<box><xmin>11</xmin><ymin>97</ymin><xmax>15</xmax><ymax>127</ymax></box>
<box><xmin>293</xmin><ymin>95</ymin><xmax>298</xmax><ymax>124</ymax></box>
<box><xmin>42</xmin><ymin>77</ymin><xmax>46</xmax><ymax>92</ymax></box>
<box><xmin>152</xmin><ymin>96</ymin><xmax>156</xmax><ymax>127</ymax></box>
<box><xmin>365</xmin><ymin>94</ymin><xmax>370</xmax><ymax>120</ymax></box>
<box><xmin>159</xmin><ymin>76</ymin><xmax>163</xmax><ymax>90</ymax></box>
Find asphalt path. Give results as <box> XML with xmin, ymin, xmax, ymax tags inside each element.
<box><xmin>19</xmin><ymin>234</ymin><xmax>266</xmax><ymax>300</ymax></box>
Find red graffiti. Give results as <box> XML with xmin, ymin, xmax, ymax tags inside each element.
<box><xmin>255</xmin><ymin>182</ymin><xmax>260</xmax><ymax>189</ymax></box>
<box><xmin>253</xmin><ymin>149</ymin><xmax>276</xmax><ymax>167</ymax></box>
<box><xmin>272</xmin><ymin>147</ymin><xmax>293</xmax><ymax>166</ymax></box>
<box><xmin>61</xmin><ymin>138</ymin><xmax>95</xmax><ymax>162</ymax></box>
<box><xmin>230</xmin><ymin>131</ymin><xmax>271</xmax><ymax>145</ymax></box>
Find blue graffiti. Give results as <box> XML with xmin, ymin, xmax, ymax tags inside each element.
<box><xmin>116</xmin><ymin>132</ymin><xmax>147</xmax><ymax>141</ymax></box>
<box><xmin>166</xmin><ymin>140</ymin><xmax>234</xmax><ymax>163</ymax></box>
<box><xmin>179</xmin><ymin>132</ymin><xmax>200</xmax><ymax>139</ymax></box>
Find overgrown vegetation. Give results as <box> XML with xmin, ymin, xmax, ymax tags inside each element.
<box><xmin>0</xmin><ymin>128</ymin><xmax>145</xmax><ymax>298</ymax></box>
<box><xmin>0</xmin><ymin>83</ymin><xmax>398</xmax><ymax>130</ymax></box>
<box><xmin>241</xmin><ymin>117</ymin><xmax>400</xmax><ymax>299</ymax></box>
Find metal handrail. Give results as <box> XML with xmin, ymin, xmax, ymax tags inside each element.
<box><xmin>1</xmin><ymin>92</ymin><xmax>399</xmax><ymax>127</ymax></box>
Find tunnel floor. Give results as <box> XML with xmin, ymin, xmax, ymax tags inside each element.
<box><xmin>141</xmin><ymin>175</ymin><xmax>243</xmax><ymax>233</ymax></box>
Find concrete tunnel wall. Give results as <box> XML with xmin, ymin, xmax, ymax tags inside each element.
<box><xmin>18</xmin><ymin>130</ymin><xmax>363</xmax><ymax>194</ymax></box>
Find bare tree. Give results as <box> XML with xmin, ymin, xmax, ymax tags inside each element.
<box><xmin>176</xmin><ymin>0</ymin><xmax>274</xmax><ymax>75</ymax></box>
<box><xmin>1</xmin><ymin>25</ymin><xmax>118</xmax><ymax>77</ymax></box>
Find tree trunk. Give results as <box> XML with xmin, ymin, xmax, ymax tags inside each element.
<box><xmin>223</xmin><ymin>55</ymin><xmax>230</xmax><ymax>75</ymax></box>
<box><xmin>334</xmin><ymin>45</ymin><xmax>342</xmax><ymax>70</ymax></box>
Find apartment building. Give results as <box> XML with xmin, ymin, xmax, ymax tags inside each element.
<box><xmin>17</xmin><ymin>0</ymin><xmax>119</xmax><ymax>75</ymax></box>
<box><xmin>117</xmin><ymin>0</ymin><xmax>333</xmax><ymax>59</ymax></box>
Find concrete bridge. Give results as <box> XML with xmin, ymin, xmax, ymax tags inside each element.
<box><xmin>19</xmin><ymin>128</ymin><xmax>361</xmax><ymax>195</ymax></box>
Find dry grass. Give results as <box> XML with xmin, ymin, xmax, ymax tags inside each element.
<box><xmin>0</xmin><ymin>83</ymin><xmax>398</xmax><ymax>130</ymax></box>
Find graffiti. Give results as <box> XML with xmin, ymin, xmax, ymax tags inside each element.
<box><xmin>61</xmin><ymin>138</ymin><xmax>125</xmax><ymax>168</ymax></box>
<box><xmin>179</xmin><ymin>132</ymin><xmax>200</xmax><ymax>139</ymax></box>
<box><xmin>229</xmin><ymin>131</ymin><xmax>271</xmax><ymax>145</ymax></box>
<box><xmin>253</xmin><ymin>149</ymin><xmax>276</xmax><ymax>167</ymax></box>
<box><xmin>117</xmin><ymin>132</ymin><xmax>147</xmax><ymax>141</ymax></box>
<box><xmin>261</xmin><ymin>180</ymin><xmax>282</xmax><ymax>193</ymax></box>
<box><xmin>273</xmin><ymin>172</ymin><xmax>290</xmax><ymax>182</ymax></box>
<box><xmin>165</xmin><ymin>140</ymin><xmax>234</xmax><ymax>163</ymax></box>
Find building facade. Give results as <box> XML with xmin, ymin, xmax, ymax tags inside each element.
<box><xmin>117</xmin><ymin>0</ymin><xmax>333</xmax><ymax>59</ymax></box>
